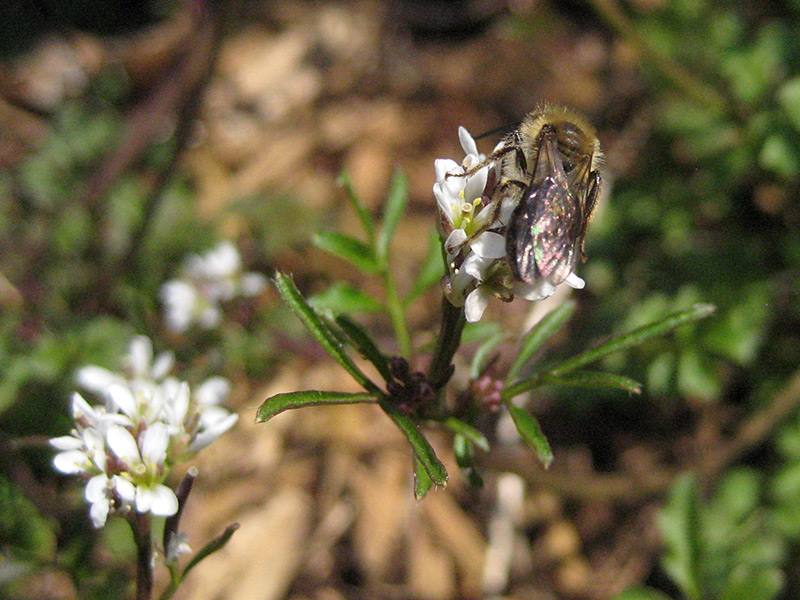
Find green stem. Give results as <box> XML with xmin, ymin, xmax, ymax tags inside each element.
<box><xmin>427</xmin><ymin>297</ymin><xmax>467</xmax><ymax>395</ymax></box>
<box><xmin>381</xmin><ymin>269</ymin><xmax>410</xmax><ymax>357</ymax></box>
<box><xmin>589</xmin><ymin>0</ymin><xmax>729</xmax><ymax>114</ymax></box>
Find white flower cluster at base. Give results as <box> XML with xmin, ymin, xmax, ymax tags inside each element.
<box><xmin>50</xmin><ymin>336</ymin><xmax>238</xmax><ymax>528</ymax></box>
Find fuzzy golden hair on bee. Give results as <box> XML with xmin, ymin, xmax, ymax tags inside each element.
<box><xmin>453</xmin><ymin>105</ymin><xmax>604</xmax><ymax>287</ymax></box>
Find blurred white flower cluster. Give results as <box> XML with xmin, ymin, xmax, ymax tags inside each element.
<box><xmin>433</xmin><ymin>127</ymin><xmax>584</xmax><ymax>322</ymax></box>
<box><xmin>160</xmin><ymin>241</ymin><xmax>267</xmax><ymax>333</ymax></box>
<box><xmin>50</xmin><ymin>336</ymin><xmax>238</xmax><ymax>528</ymax></box>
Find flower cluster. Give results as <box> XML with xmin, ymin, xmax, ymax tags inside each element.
<box><xmin>434</xmin><ymin>127</ymin><xmax>585</xmax><ymax>322</ymax></box>
<box><xmin>50</xmin><ymin>336</ymin><xmax>238</xmax><ymax>528</ymax></box>
<box><xmin>160</xmin><ymin>241</ymin><xmax>267</xmax><ymax>333</ymax></box>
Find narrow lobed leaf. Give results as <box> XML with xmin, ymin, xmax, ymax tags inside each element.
<box><xmin>335</xmin><ymin>315</ymin><xmax>393</xmax><ymax>384</ymax></box>
<box><xmin>549</xmin><ymin>303</ymin><xmax>716</xmax><ymax>377</ymax></box>
<box><xmin>505</xmin><ymin>402</ymin><xmax>553</xmax><ymax>468</ymax></box>
<box><xmin>413</xmin><ymin>454</ymin><xmax>434</xmax><ymax>500</ymax></box>
<box><xmin>273</xmin><ymin>273</ymin><xmax>380</xmax><ymax>393</ymax></box>
<box><xmin>444</xmin><ymin>417</ymin><xmax>490</xmax><ymax>452</ymax></box>
<box><xmin>312</xmin><ymin>231</ymin><xmax>380</xmax><ymax>274</ymax></box>
<box><xmin>257</xmin><ymin>390</ymin><xmax>379</xmax><ymax>422</ymax></box>
<box><xmin>540</xmin><ymin>370</ymin><xmax>643</xmax><ymax>394</ymax></box>
<box><xmin>337</xmin><ymin>171</ymin><xmax>375</xmax><ymax>243</ymax></box>
<box><xmin>506</xmin><ymin>301</ymin><xmax>576</xmax><ymax>384</ymax></box>
<box><xmin>376</xmin><ymin>170</ymin><xmax>409</xmax><ymax>262</ymax></box>
<box><xmin>381</xmin><ymin>402</ymin><xmax>448</xmax><ymax>486</ymax></box>
<box><xmin>309</xmin><ymin>282</ymin><xmax>383</xmax><ymax>314</ymax></box>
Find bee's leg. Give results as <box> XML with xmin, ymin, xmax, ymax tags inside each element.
<box><xmin>578</xmin><ymin>170</ymin><xmax>601</xmax><ymax>259</ymax></box>
<box><xmin>447</xmin><ymin>144</ymin><xmax>517</xmax><ymax>179</ymax></box>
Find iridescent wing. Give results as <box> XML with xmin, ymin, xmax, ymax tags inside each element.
<box><xmin>506</xmin><ymin>174</ymin><xmax>583</xmax><ymax>285</ymax></box>
<box><xmin>505</xmin><ymin>134</ymin><xmax>585</xmax><ymax>285</ymax></box>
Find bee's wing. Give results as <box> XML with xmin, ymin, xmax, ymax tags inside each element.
<box><xmin>506</xmin><ymin>172</ymin><xmax>582</xmax><ymax>285</ymax></box>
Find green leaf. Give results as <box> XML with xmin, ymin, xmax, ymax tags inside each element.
<box><xmin>337</xmin><ymin>172</ymin><xmax>375</xmax><ymax>243</ymax></box>
<box><xmin>257</xmin><ymin>390</ymin><xmax>379</xmax><ymax>422</ymax></box>
<box><xmin>404</xmin><ymin>230</ymin><xmax>446</xmax><ymax>306</ymax></box>
<box><xmin>549</xmin><ymin>303</ymin><xmax>716</xmax><ymax>377</ymax></box>
<box><xmin>376</xmin><ymin>170</ymin><xmax>409</xmax><ymax>263</ymax></box>
<box><xmin>453</xmin><ymin>433</ymin><xmax>484</xmax><ymax>488</ymax></box>
<box><xmin>505</xmin><ymin>402</ymin><xmax>553</xmax><ymax>467</ymax></box>
<box><xmin>335</xmin><ymin>315</ymin><xmax>393</xmax><ymax>383</ymax></box>
<box><xmin>381</xmin><ymin>403</ymin><xmax>448</xmax><ymax>486</ymax></box>
<box><xmin>413</xmin><ymin>454</ymin><xmax>433</xmax><ymax>500</ymax></box>
<box><xmin>312</xmin><ymin>231</ymin><xmax>380</xmax><ymax>274</ymax></box>
<box><xmin>659</xmin><ymin>474</ymin><xmax>702</xmax><ymax>600</ymax></box>
<box><xmin>540</xmin><ymin>370</ymin><xmax>642</xmax><ymax>394</ymax></box>
<box><xmin>720</xmin><ymin>569</ymin><xmax>782</xmax><ymax>600</ymax></box>
<box><xmin>273</xmin><ymin>272</ymin><xmax>380</xmax><ymax>393</ymax></box>
<box><xmin>506</xmin><ymin>301</ymin><xmax>576</xmax><ymax>383</ymax></box>
<box><xmin>444</xmin><ymin>417</ymin><xmax>490</xmax><ymax>451</ymax></box>
<box><xmin>613</xmin><ymin>588</ymin><xmax>673</xmax><ymax>600</ymax></box>
<box><xmin>309</xmin><ymin>282</ymin><xmax>383</xmax><ymax>314</ymax></box>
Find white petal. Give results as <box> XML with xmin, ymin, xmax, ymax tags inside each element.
<box><xmin>161</xmin><ymin>280</ymin><xmax>198</xmax><ymax>332</ymax></box>
<box><xmin>50</xmin><ymin>435</ymin><xmax>83</xmax><ymax>451</ymax></box>
<box><xmin>565</xmin><ymin>272</ymin><xmax>585</xmax><ymax>289</ymax></box>
<box><xmin>75</xmin><ymin>367</ymin><xmax>117</xmax><ymax>394</ymax></box>
<box><xmin>465</xmin><ymin>288</ymin><xmax>490</xmax><ymax>322</ymax></box>
<box><xmin>89</xmin><ymin>496</ymin><xmax>110</xmax><ymax>528</ymax></box>
<box><xmin>107</xmin><ymin>425</ymin><xmax>140</xmax><ymax>464</ymax></box>
<box><xmin>151</xmin><ymin>352</ymin><xmax>174</xmax><ymax>381</ymax></box>
<box><xmin>462</xmin><ymin>167</ymin><xmax>488</xmax><ymax>204</ymax></box>
<box><xmin>141</xmin><ymin>423</ymin><xmax>169</xmax><ymax>465</ymax></box>
<box><xmin>463</xmin><ymin>253</ymin><xmax>493</xmax><ymax>281</ymax></box>
<box><xmin>241</xmin><ymin>273</ymin><xmax>267</xmax><ymax>296</ymax></box>
<box><xmin>149</xmin><ymin>485</ymin><xmax>179</xmax><ymax>516</ymax></box>
<box><xmin>434</xmin><ymin>158</ymin><xmax>460</xmax><ymax>183</ymax></box>
<box><xmin>458</xmin><ymin>126</ymin><xmax>479</xmax><ymax>157</ymax></box>
<box><xmin>444</xmin><ymin>229</ymin><xmax>468</xmax><ymax>256</ymax></box>
<box><xmin>190</xmin><ymin>413</ymin><xmax>238</xmax><ymax>452</ymax></box>
<box><xmin>135</xmin><ymin>486</ymin><xmax>154</xmax><ymax>513</ymax></box>
<box><xmin>195</xmin><ymin>377</ymin><xmax>231</xmax><ymax>406</ymax></box>
<box><xmin>53</xmin><ymin>450</ymin><xmax>90</xmax><ymax>474</ymax></box>
<box><xmin>472</xmin><ymin>232</ymin><xmax>506</xmax><ymax>259</ymax></box>
<box><xmin>198</xmin><ymin>306</ymin><xmax>222</xmax><ymax>329</ymax></box>
<box><xmin>128</xmin><ymin>336</ymin><xmax>153</xmax><ymax>379</ymax></box>
<box><xmin>85</xmin><ymin>474</ymin><xmax>110</xmax><ymax>503</ymax></box>
<box><xmin>107</xmin><ymin>384</ymin><xmax>137</xmax><ymax>417</ymax></box>
<box><xmin>165</xmin><ymin>381</ymin><xmax>191</xmax><ymax>426</ymax></box>
<box><xmin>515</xmin><ymin>280</ymin><xmax>557</xmax><ymax>301</ymax></box>
<box><xmin>113</xmin><ymin>476</ymin><xmax>136</xmax><ymax>502</ymax></box>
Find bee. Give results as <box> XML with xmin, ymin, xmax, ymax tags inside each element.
<box><xmin>462</xmin><ymin>106</ymin><xmax>603</xmax><ymax>286</ymax></box>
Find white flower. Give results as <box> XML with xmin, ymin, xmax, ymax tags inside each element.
<box><xmin>52</xmin><ymin>336</ymin><xmax>238</xmax><ymax>528</ymax></box>
<box><xmin>106</xmin><ymin>424</ymin><xmax>178</xmax><ymax>517</ymax></box>
<box><xmin>434</xmin><ymin>125</ymin><xmax>587</xmax><ymax>321</ymax></box>
<box><xmin>160</xmin><ymin>241</ymin><xmax>266</xmax><ymax>333</ymax></box>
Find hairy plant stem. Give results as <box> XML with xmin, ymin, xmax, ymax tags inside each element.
<box><xmin>131</xmin><ymin>512</ymin><xmax>153</xmax><ymax>600</ymax></box>
<box><xmin>427</xmin><ymin>297</ymin><xmax>466</xmax><ymax>400</ymax></box>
